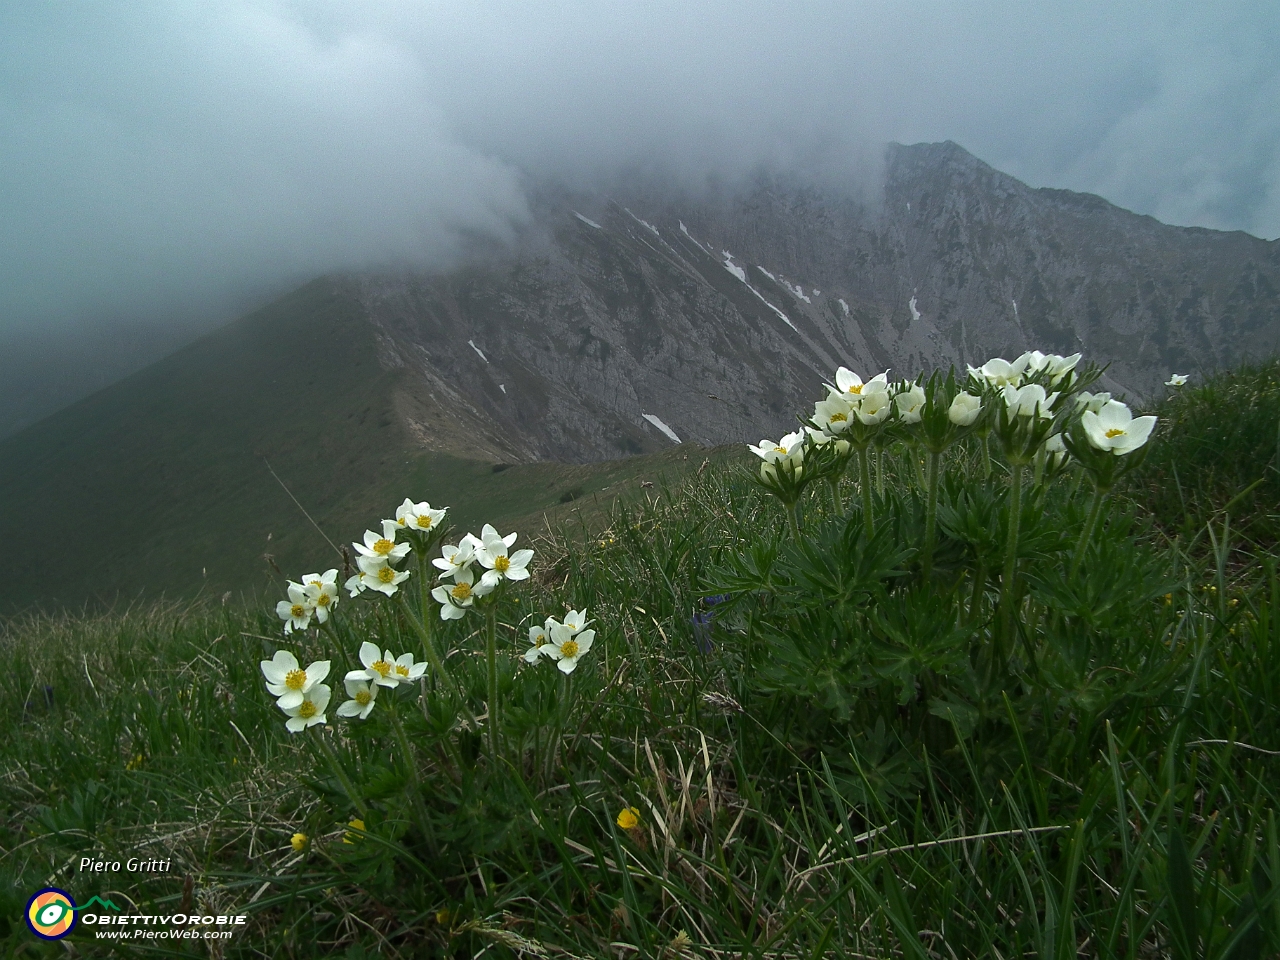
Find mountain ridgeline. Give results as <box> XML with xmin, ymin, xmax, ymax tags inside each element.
<box><xmin>353</xmin><ymin>139</ymin><xmax>1280</xmax><ymax>462</ymax></box>
<box><xmin>1</xmin><ymin>140</ymin><xmax>1277</xmax><ymax>611</ymax></box>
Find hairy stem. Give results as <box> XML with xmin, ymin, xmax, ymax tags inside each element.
<box><xmin>998</xmin><ymin>462</ymin><xmax>1024</xmax><ymax>665</ymax></box>
<box><xmin>858</xmin><ymin>446</ymin><xmax>874</xmax><ymax>537</ymax></box>
<box><xmin>1071</xmin><ymin>483</ymin><xmax>1109</xmax><ymax>578</ymax></box>
<box><xmin>314</xmin><ymin>730</ymin><xmax>367</xmax><ymax>819</ymax></box>
<box><xmin>388</xmin><ymin>701</ymin><xmax>435</xmax><ymax>845</ymax></box>
<box><xmin>485</xmin><ymin>605</ymin><xmax>500</xmax><ymax>762</ymax></box>
<box><xmin>922</xmin><ymin>449</ymin><xmax>941</xmax><ymax>580</ymax></box>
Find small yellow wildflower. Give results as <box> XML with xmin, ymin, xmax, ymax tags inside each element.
<box><xmin>125</xmin><ymin>754</ymin><xmax>144</xmax><ymax>771</ymax></box>
<box><xmin>616</xmin><ymin>807</ymin><xmax>641</xmax><ymax>830</ymax></box>
<box><xmin>290</xmin><ymin>832</ymin><xmax>308</xmax><ymax>852</ymax></box>
<box><xmin>343</xmin><ymin>819</ymin><xmax>366</xmax><ymax>844</ymax></box>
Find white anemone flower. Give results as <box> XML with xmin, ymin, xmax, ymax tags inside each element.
<box><xmin>281</xmin><ymin>683</ymin><xmax>331</xmax><ymax>733</ymax></box>
<box><xmin>356</xmin><ymin>556</ymin><xmax>411</xmax><ymax>596</ymax></box>
<box><xmin>855</xmin><ymin>385</ymin><xmax>893</xmax><ymax>424</ymax></box>
<box><xmin>475</xmin><ymin>524</ymin><xmax>534</xmax><ymax>588</ymax></box>
<box><xmin>1044</xmin><ymin>432</ymin><xmax>1068</xmax><ymax>466</ymax></box>
<box><xmin>301</xmin><ymin>569</ymin><xmax>340</xmax><ymax>623</ymax></box>
<box><xmin>1018</xmin><ymin>350</ymin><xmax>1050</xmax><ymax>374</ymax></box>
<box><xmin>431</xmin><ymin>566</ymin><xmax>495</xmax><ymax>620</ymax></box>
<box><xmin>829</xmin><ymin>367</ymin><xmax>889</xmax><ymax>397</ymax></box>
<box><xmin>350</xmin><ymin>641</ymin><xmax>402</xmax><ymax>688</ymax></box>
<box><xmin>261</xmin><ymin>651</ymin><xmax>331</xmax><ymax>710</ymax></box>
<box><xmin>353</xmin><ymin>520</ymin><xmax>412</xmax><ymax>564</ymax></box>
<box><xmin>539</xmin><ymin>624</ymin><xmax>596</xmax><ymax>675</ymax></box>
<box><xmin>894</xmin><ymin>384</ymin><xmax>927</xmax><ymax>423</ymax></box>
<box><xmin>560</xmin><ymin>610</ymin><xmax>592</xmax><ymax>634</ymax></box>
<box><xmin>975</xmin><ymin>356</ymin><xmax>1029</xmax><ymax>389</ymax></box>
<box><xmin>1082</xmin><ymin>400</ymin><xmax>1157</xmax><ymax>455</ymax></box>
<box><xmin>524</xmin><ymin>622</ymin><xmax>550</xmax><ymax>663</ymax></box>
<box><xmin>806</xmin><ymin>427</ymin><xmax>852</xmax><ymax>454</ymax></box>
<box><xmin>432</xmin><ymin>538</ymin><xmax>479</xmax><ymax>578</ymax></box>
<box><xmin>1075</xmin><ymin>391</ymin><xmax>1112</xmax><ymax>413</ymax></box>
<box><xmin>336</xmin><ymin>676</ymin><xmax>379</xmax><ymax>719</ymax></box>
<box><xmin>1002</xmin><ymin>384</ymin><xmax>1056</xmax><ymax>418</ymax></box>
<box><xmin>748</xmin><ymin>430</ymin><xmax>806</xmax><ymax>465</ymax></box>
<box><xmin>811</xmin><ymin>395</ymin><xmax>855</xmax><ymax>434</ymax></box>
<box><xmin>1166</xmin><ymin>373</ymin><xmax>1188</xmax><ymax>387</ymax></box>
<box><xmin>275</xmin><ymin>582</ymin><xmax>315</xmax><ymax>634</ymax></box>
<box><xmin>1047</xmin><ymin>353</ymin><xmax>1082</xmax><ymax>383</ymax></box>
<box><xmin>395</xmin><ymin>498</ymin><xmax>448</xmax><ymax>533</ymax></box>
<box><xmin>390</xmin><ymin>652</ymin><xmax>427</xmax><ymax>684</ymax></box>
<box><xmin>948</xmin><ymin>391</ymin><xmax>982</xmax><ymax>426</ymax></box>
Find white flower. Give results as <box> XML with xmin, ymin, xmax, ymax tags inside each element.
<box><xmin>1074</xmin><ymin>391</ymin><xmax>1111</xmax><ymax>414</ymax></box>
<box><xmin>432</xmin><ymin>538</ymin><xmax>479</xmax><ymax>578</ymax></box>
<box><xmin>811</xmin><ymin>395</ymin><xmax>855</xmax><ymax>434</ymax></box>
<box><xmin>353</xmin><ymin>520</ymin><xmax>412</xmax><ymax>564</ymax></box>
<box><xmin>973</xmin><ymin>356</ymin><xmax>1029</xmax><ymax>389</ymax></box>
<box><xmin>894</xmin><ymin>383</ymin><xmax>926</xmax><ymax>423</ymax></box>
<box><xmin>805</xmin><ymin>427</ymin><xmax>852</xmax><ymax>454</ymax></box>
<box><xmin>829</xmin><ymin>367</ymin><xmax>889</xmax><ymax>397</ymax></box>
<box><xmin>355</xmin><ymin>555</ymin><xmax>411</xmax><ymax>596</ymax></box>
<box><xmin>344</xmin><ymin>571</ymin><xmax>369</xmax><ymax>598</ymax></box>
<box><xmin>390</xmin><ymin>652</ymin><xmax>427</xmax><ymax>684</ymax></box>
<box><xmin>281</xmin><ymin>683</ymin><xmax>331</xmax><ymax>733</ymax></box>
<box><xmin>261</xmin><ymin>651</ymin><xmax>331</xmax><ymax>710</ymax></box>
<box><xmin>474</xmin><ymin>523</ymin><xmax>534</xmax><ymax>587</ymax></box>
<box><xmin>1018</xmin><ymin>350</ymin><xmax>1050</xmax><ymax>374</ymax></box>
<box><xmin>539</xmin><ymin>625</ymin><xmax>596</xmax><ymax>675</ymax></box>
<box><xmin>1002</xmin><ymin>383</ymin><xmax>1056</xmax><ymax>419</ymax></box>
<box><xmin>1081</xmin><ymin>399</ymin><xmax>1157</xmax><ymax>455</ymax></box>
<box><xmin>336</xmin><ymin>676</ymin><xmax>379</xmax><ymax>720</ymax></box>
<box><xmin>275</xmin><ymin>582</ymin><xmax>315</xmax><ymax>634</ymax></box>
<box><xmin>1047</xmin><ymin>353</ymin><xmax>1082</xmax><ymax>383</ymax></box>
<box><xmin>560</xmin><ymin>610</ymin><xmax>592</xmax><ymax>634</ymax></box>
<box><xmin>395</xmin><ymin>498</ymin><xmax>448</xmax><ymax>533</ymax></box>
<box><xmin>855</xmin><ymin>384</ymin><xmax>893</xmax><ymax>424</ymax></box>
<box><xmin>1166</xmin><ymin>373</ymin><xmax>1188</xmax><ymax>387</ymax></box>
<box><xmin>349</xmin><ymin>641</ymin><xmax>402</xmax><ymax>688</ymax></box>
<box><xmin>431</xmin><ymin>565</ymin><xmax>495</xmax><ymax>620</ymax></box>
<box><xmin>948</xmin><ymin>391</ymin><xmax>982</xmax><ymax>426</ymax></box>
<box><xmin>301</xmin><ymin>569</ymin><xmax>340</xmax><ymax>623</ymax></box>
<box><xmin>748</xmin><ymin>430</ymin><xmax>806</xmax><ymax>465</ymax></box>
<box><xmin>1044</xmin><ymin>432</ymin><xmax>1068</xmax><ymax>466</ymax></box>
<box><xmin>524</xmin><ymin>622</ymin><xmax>549</xmax><ymax>663</ymax></box>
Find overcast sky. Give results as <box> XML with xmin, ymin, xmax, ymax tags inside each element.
<box><xmin>1</xmin><ymin>0</ymin><xmax>1277</xmax><ymax>348</ymax></box>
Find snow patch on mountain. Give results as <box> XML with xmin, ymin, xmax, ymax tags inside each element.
<box><xmin>908</xmin><ymin>296</ymin><xmax>921</xmax><ymax>322</ymax></box>
<box><xmin>838</xmin><ymin>298</ymin><xmax>850</xmax><ymax>315</ymax></box>
<box><xmin>642</xmin><ymin>414</ymin><xmax>681</xmax><ymax>443</ymax></box>
<box><xmin>467</xmin><ymin>339</ymin><xmax>489</xmax><ymax>363</ymax></box>
<box><xmin>625</xmin><ymin>209</ymin><xmax>659</xmax><ymax>236</ymax></box>
<box><xmin>574</xmin><ymin>212</ymin><xmax>602</xmax><ymax>229</ymax></box>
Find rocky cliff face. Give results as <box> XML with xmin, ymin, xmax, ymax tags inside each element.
<box><xmin>338</xmin><ymin>141</ymin><xmax>1280</xmax><ymax>463</ymax></box>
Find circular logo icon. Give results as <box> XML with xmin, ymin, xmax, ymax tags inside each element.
<box><xmin>26</xmin><ymin>888</ymin><xmax>77</xmax><ymax>940</ymax></box>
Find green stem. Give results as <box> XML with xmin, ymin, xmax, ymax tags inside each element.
<box><xmin>397</xmin><ymin>594</ymin><xmax>456</xmax><ymax>695</ymax></box>
<box><xmin>967</xmin><ymin>561</ymin><xmax>986</xmax><ymax>627</ymax></box>
<box><xmin>981</xmin><ymin>435</ymin><xmax>992</xmax><ymax>479</ymax></box>
<box><xmin>858</xmin><ymin>446</ymin><xmax>874</xmax><ymax>537</ymax></box>
<box><xmin>485</xmin><ymin>605</ymin><xmax>500</xmax><ymax>762</ymax></box>
<box><xmin>876</xmin><ymin>444</ymin><xmax>885</xmax><ymax>497</ymax></box>
<box><xmin>388</xmin><ymin>701</ymin><xmax>435</xmax><ymax>845</ymax></box>
<box><xmin>314</xmin><ymin>729</ymin><xmax>367</xmax><ymax>819</ymax></box>
<box><xmin>786</xmin><ymin>500</ymin><xmax>801</xmax><ymax>538</ymax></box>
<box><xmin>827</xmin><ymin>477</ymin><xmax>841</xmax><ymax>517</ymax></box>
<box><xmin>922</xmin><ymin>449</ymin><xmax>941</xmax><ymax>580</ymax></box>
<box><xmin>998</xmin><ymin>462</ymin><xmax>1024</xmax><ymax>665</ymax></box>
<box><xmin>1071</xmin><ymin>484</ymin><xmax>1109</xmax><ymax>578</ymax></box>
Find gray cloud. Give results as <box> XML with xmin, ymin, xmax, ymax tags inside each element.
<box><xmin>0</xmin><ymin>0</ymin><xmax>1276</xmax><ymax>431</ymax></box>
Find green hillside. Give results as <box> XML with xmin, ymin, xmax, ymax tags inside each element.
<box><xmin>0</xmin><ymin>278</ymin><xmax>727</xmax><ymax>615</ymax></box>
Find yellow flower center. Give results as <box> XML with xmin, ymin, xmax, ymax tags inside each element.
<box><xmin>616</xmin><ymin>807</ymin><xmax>640</xmax><ymax>829</ymax></box>
<box><xmin>1105</xmin><ymin>427</ymin><xmax>1125</xmax><ymax>438</ymax></box>
<box><xmin>285</xmin><ymin>668</ymin><xmax>307</xmax><ymax>690</ymax></box>
<box><xmin>395</xmin><ymin>664</ymin><xmax>410</xmax><ymax>677</ymax></box>
<box><xmin>297</xmin><ymin>701</ymin><xmax>317</xmax><ymax>719</ymax></box>
<box><xmin>371</xmin><ymin>660</ymin><xmax>391</xmax><ymax>677</ymax></box>
<box><xmin>377</xmin><ymin>567</ymin><xmax>397</xmax><ymax>583</ymax></box>
<box><xmin>494</xmin><ymin>555</ymin><xmax>510</xmax><ymax>573</ymax></box>
<box><xmin>560</xmin><ymin>640</ymin><xmax>580</xmax><ymax>658</ymax></box>
<box><xmin>415</xmin><ymin>515</ymin><xmax>434</xmax><ymax>529</ymax></box>
<box><xmin>355</xmin><ymin>689</ymin><xmax>372</xmax><ymax>706</ymax></box>
<box><xmin>830</xmin><ymin>412</ymin><xmax>847</xmax><ymax>422</ymax></box>
<box><xmin>290</xmin><ymin>604</ymin><xmax>306</xmax><ymax>618</ymax></box>
<box><xmin>374</xmin><ymin>538</ymin><xmax>394</xmax><ymax>555</ymax></box>
<box><xmin>848</xmin><ymin>384</ymin><xmax>863</xmax><ymax>394</ymax></box>
<box><xmin>291</xmin><ymin>832</ymin><xmax>308</xmax><ymax>851</ymax></box>
<box><xmin>316</xmin><ymin>592</ymin><xmax>331</xmax><ymax>606</ymax></box>
<box><xmin>773</xmin><ymin>446</ymin><xmax>787</xmax><ymax>454</ymax></box>
<box><xmin>452</xmin><ymin>581</ymin><xmax>472</xmax><ymax>601</ymax></box>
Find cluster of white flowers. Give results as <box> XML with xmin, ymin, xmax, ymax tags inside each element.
<box><xmin>431</xmin><ymin>523</ymin><xmax>532</xmax><ymax>620</ymax></box>
<box><xmin>336</xmin><ymin>641</ymin><xmax>427</xmax><ymax>720</ymax></box>
<box><xmin>968</xmin><ymin>350</ymin><xmax>1082</xmax><ymax>390</ymax></box>
<box><xmin>274</xmin><ymin>570</ymin><xmax>341</xmax><ymax>634</ymax></box>
<box><xmin>260</xmin><ymin>650</ymin><xmax>332</xmax><ymax>732</ymax></box>
<box><xmin>523</xmin><ymin>609</ymin><xmax>596</xmax><ymax>674</ymax></box>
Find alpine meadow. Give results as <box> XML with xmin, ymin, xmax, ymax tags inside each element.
<box><xmin>3</xmin><ymin>344</ymin><xmax>1280</xmax><ymax>957</ymax></box>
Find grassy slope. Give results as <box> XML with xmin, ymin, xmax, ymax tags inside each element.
<box><xmin>0</xmin><ymin>277</ymin><xmax>738</xmax><ymax>616</ymax></box>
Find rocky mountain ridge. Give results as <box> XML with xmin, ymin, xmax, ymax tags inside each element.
<box><xmin>346</xmin><ymin>140</ymin><xmax>1280</xmax><ymax>462</ymax></box>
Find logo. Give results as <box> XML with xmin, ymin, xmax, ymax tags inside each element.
<box><xmin>26</xmin><ymin>888</ymin><xmax>77</xmax><ymax>940</ymax></box>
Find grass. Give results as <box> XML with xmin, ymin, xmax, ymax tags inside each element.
<box><xmin>2</xmin><ymin>362</ymin><xmax>1280</xmax><ymax>958</ymax></box>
